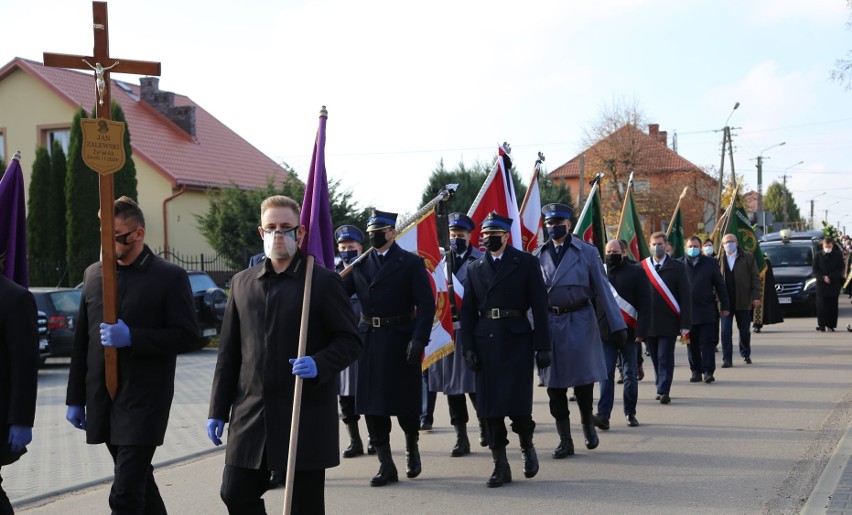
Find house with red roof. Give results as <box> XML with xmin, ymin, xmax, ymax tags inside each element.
<box><xmin>549</xmin><ymin>123</ymin><xmax>720</xmax><ymax>238</ymax></box>
<box><xmin>0</xmin><ymin>57</ymin><xmax>289</xmax><ymax>262</ymax></box>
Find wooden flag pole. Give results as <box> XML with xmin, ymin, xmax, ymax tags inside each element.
<box><xmin>615</xmin><ymin>172</ymin><xmax>634</xmax><ymax>240</ymax></box>
<box><xmin>283</xmin><ymin>254</ymin><xmax>315</xmax><ymax>515</ymax></box>
<box><xmin>665</xmin><ymin>186</ymin><xmax>689</xmax><ymax>239</ymax></box>
<box><xmin>43</xmin><ymin>1</ymin><xmax>160</xmax><ymax>400</ymax></box>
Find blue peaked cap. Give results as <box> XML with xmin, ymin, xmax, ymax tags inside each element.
<box><xmin>335</xmin><ymin>225</ymin><xmax>364</xmax><ymax>243</ymax></box>
<box><xmin>367</xmin><ymin>209</ymin><xmax>397</xmax><ymax>231</ymax></box>
<box><xmin>448</xmin><ymin>212</ymin><xmax>475</xmax><ymax>231</ymax></box>
<box><xmin>542</xmin><ymin>203</ymin><xmax>573</xmax><ymax>221</ymax></box>
<box><xmin>481</xmin><ymin>211</ymin><xmax>513</xmax><ymax>232</ymax></box>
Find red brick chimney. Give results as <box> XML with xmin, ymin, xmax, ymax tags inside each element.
<box><xmin>647</xmin><ymin>123</ymin><xmax>667</xmax><ymax>147</ymax></box>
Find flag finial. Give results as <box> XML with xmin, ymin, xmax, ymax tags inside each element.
<box><xmin>12</xmin><ymin>150</ymin><xmax>21</xmax><ymax>161</ymax></box>
<box><xmin>319</xmin><ymin>105</ymin><xmax>328</xmax><ymax>118</ymax></box>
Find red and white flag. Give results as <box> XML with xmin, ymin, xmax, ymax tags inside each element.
<box><xmin>519</xmin><ymin>160</ymin><xmax>543</xmax><ymax>253</ymax></box>
<box><xmin>396</xmin><ymin>210</ymin><xmax>455</xmax><ymax>369</ymax></box>
<box><xmin>467</xmin><ymin>143</ymin><xmax>523</xmax><ymax>250</ymax></box>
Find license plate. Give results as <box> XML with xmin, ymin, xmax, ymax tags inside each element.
<box><xmin>779</xmin><ymin>297</ymin><xmax>792</xmax><ymax>304</ymax></box>
<box><xmin>39</xmin><ymin>338</ymin><xmax>49</xmax><ymax>351</ymax></box>
<box><xmin>202</xmin><ymin>328</ymin><xmax>217</xmax><ymax>337</ymax></box>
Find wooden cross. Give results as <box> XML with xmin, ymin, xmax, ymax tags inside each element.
<box><xmin>43</xmin><ymin>1</ymin><xmax>160</xmax><ymax>400</ymax></box>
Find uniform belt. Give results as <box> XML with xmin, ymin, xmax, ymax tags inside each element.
<box><xmin>361</xmin><ymin>313</ymin><xmax>413</xmax><ymax>328</ymax></box>
<box><xmin>548</xmin><ymin>300</ymin><xmax>590</xmax><ymax>315</ymax></box>
<box><xmin>480</xmin><ymin>308</ymin><xmax>524</xmax><ymax>320</ymax></box>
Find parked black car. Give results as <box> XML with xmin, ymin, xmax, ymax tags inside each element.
<box><xmin>29</xmin><ymin>287</ymin><xmax>82</xmax><ymax>358</ymax></box>
<box><xmin>187</xmin><ymin>271</ymin><xmax>227</xmax><ymax>343</ymax></box>
<box><xmin>761</xmin><ymin>230</ymin><xmax>822</xmax><ymax>314</ymax></box>
<box><xmin>37</xmin><ymin>310</ymin><xmax>51</xmax><ymax>366</ymax></box>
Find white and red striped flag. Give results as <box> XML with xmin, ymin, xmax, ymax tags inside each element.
<box><xmin>467</xmin><ymin>143</ymin><xmax>522</xmax><ymax>250</ymax></box>
<box><xmin>519</xmin><ymin>155</ymin><xmax>544</xmax><ymax>252</ymax></box>
<box><xmin>396</xmin><ymin>210</ymin><xmax>455</xmax><ymax>369</ymax></box>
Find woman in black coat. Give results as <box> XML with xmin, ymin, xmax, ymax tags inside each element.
<box><xmin>813</xmin><ymin>237</ymin><xmax>845</xmax><ymax>331</ymax></box>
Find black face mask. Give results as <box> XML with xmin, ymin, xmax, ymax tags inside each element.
<box><xmin>339</xmin><ymin>249</ymin><xmax>358</xmax><ymax>264</ymax></box>
<box><xmin>484</xmin><ymin>235</ymin><xmax>504</xmax><ymax>252</ymax></box>
<box><xmin>450</xmin><ymin>237</ymin><xmax>468</xmax><ymax>254</ymax></box>
<box><xmin>369</xmin><ymin>231</ymin><xmax>388</xmax><ymax>249</ymax></box>
<box><xmin>547</xmin><ymin>225</ymin><xmax>567</xmax><ymax>241</ymax></box>
<box><xmin>605</xmin><ymin>254</ymin><xmax>623</xmax><ymax>267</ymax></box>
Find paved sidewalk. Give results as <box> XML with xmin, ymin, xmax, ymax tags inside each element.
<box><xmin>803</xmin><ymin>409</ymin><xmax>852</xmax><ymax>514</ymax></box>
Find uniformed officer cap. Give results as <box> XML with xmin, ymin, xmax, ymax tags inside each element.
<box><xmin>542</xmin><ymin>203</ymin><xmax>573</xmax><ymax>222</ymax></box>
<box><xmin>335</xmin><ymin>225</ymin><xmax>364</xmax><ymax>243</ymax></box>
<box><xmin>367</xmin><ymin>209</ymin><xmax>398</xmax><ymax>231</ymax></box>
<box><xmin>481</xmin><ymin>212</ymin><xmax>513</xmax><ymax>233</ymax></box>
<box><xmin>448</xmin><ymin>212</ymin><xmax>475</xmax><ymax>232</ymax></box>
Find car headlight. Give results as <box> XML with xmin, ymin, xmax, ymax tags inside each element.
<box><xmin>804</xmin><ymin>278</ymin><xmax>817</xmax><ymax>291</ymax></box>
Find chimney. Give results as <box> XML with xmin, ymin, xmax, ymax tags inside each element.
<box><xmin>647</xmin><ymin>123</ymin><xmax>667</xmax><ymax>147</ymax></box>
<box><xmin>658</xmin><ymin>130</ymin><xmax>668</xmax><ymax>147</ymax></box>
<box><xmin>138</xmin><ymin>77</ymin><xmax>196</xmax><ymax>137</ymax></box>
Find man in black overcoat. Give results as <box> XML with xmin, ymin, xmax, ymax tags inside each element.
<box><xmin>208</xmin><ymin>196</ymin><xmax>361</xmax><ymax>514</ymax></box>
<box><xmin>343</xmin><ymin>209</ymin><xmax>435</xmax><ymax>487</ymax></box>
<box><xmin>813</xmin><ymin>236</ymin><xmax>845</xmax><ymax>332</ymax></box>
<box><xmin>0</xmin><ymin>275</ymin><xmax>39</xmax><ymax>511</ymax></box>
<box><xmin>460</xmin><ymin>212</ymin><xmax>551</xmax><ymax>488</ymax></box>
<box><xmin>66</xmin><ymin>197</ymin><xmax>202</xmax><ymax>513</ymax></box>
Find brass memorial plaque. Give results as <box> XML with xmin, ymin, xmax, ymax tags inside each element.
<box><xmin>80</xmin><ymin>118</ymin><xmax>126</xmax><ymax>175</ymax></box>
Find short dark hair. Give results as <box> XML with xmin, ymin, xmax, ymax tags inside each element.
<box><xmin>703</xmin><ymin>238</ymin><xmax>713</xmax><ymax>246</ymax></box>
<box><xmin>114</xmin><ymin>196</ymin><xmax>145</xmax><ymax>228</ymax></box>
<box><xmin>688</xmin><ymin>235</ymin><xmax>702</xmax><ymax>245</ymax></box>
<box><xmin>650</xmin><ymin>231</ymin><xmax>666</xmax><ymax>242</ymax></box>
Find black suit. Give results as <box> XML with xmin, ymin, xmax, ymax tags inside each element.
<box><xmin>0</xmin><ymin>276</ymin><xmax>39</xmax><ymax>512</ymax></box>
<box><xmin>681</xmin><ymin>255</ymin><xmax>729</xmax><ymax>376</ymax></box>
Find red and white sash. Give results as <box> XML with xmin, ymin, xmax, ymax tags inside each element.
<box><xmin>608</xmin><ymin>283</ymin><xmax>638</xmax><ymax>328</ymax></box>
<box><xmin>641</xmin><ymin>257</ymin><xmax>681</xmax><ymax>316</ymax></box>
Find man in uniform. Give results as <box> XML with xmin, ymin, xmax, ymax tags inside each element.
<box><xmin>66</xmin><ymin>196</ymin><xmax>203</xmax><ymax>513</ymax></box>
<box><xmin>460</xmin><ymin>212</ymin><xmax>550</xmax><ymax>488</ymax></box>
<box><xmin>594</xmin><ymin>239</ymin><xmax>649</xmax><ymax>429</ymax></box>
<box><xmin>680</xmin><ymin>235</ymin><xmax>729</xmax><ymax>383</ymax></box>
<box><xmin>427</xmin><ymin>212</ymin><xmax>484</xmax><ymax>456</ymax></box>
<box><xmin>536</xmin><ymin>204</ymin><xmax>627</xmax><ymax>457</ymax></box>
<box><xmin>334</xmin><ymin>224</ymin><xmax>372</xmax><ymax>458</ymax></box>
<box><xmin>344</xmin><ymin>210</ymin><xmax>435</xmax><ymax>487</ymax></box>
<box><xmin>208</xmin><ymin>195</ymin><xmax>362</xmax><ymax>513</ymax></box>
<box><xmin>0</xmin><ymin>275</ymin><xmax>39</xmax><ymax>512</ymax></box>
<box><xmin>640</xmin><ymin>232</ymin><xmax>692</xmax><ymax>404</ymax></box>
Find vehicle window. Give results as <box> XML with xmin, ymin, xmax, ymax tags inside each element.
<box><xmin>49</xmin><ymin>290</ymin><xmax>82</xmax><ymax>315</ymax></box>
<box><xmin>188</xmin><ymin>273</ymin><xmax>218</xmax><ymax>293</ymax></box>
<box><xmin>763</xmin><ymin>245</ymin><xmax>813</xmax><ymax>267</ymax></box>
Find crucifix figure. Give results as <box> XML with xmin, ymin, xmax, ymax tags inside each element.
<box><xmin>44</xmin><ymin>1</ymin><xmax>160</xmax><ymax>399</ymax></box>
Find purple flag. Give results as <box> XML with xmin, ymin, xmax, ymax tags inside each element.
<box><xmin>0</xmin><ymin>151</ymin><xmax>28</xmax><ymax>287</ymax></box>
<box><xmin>299</xmin><ymin>106</ymin><xmax>335</xmax><ymax>268</ymax></box>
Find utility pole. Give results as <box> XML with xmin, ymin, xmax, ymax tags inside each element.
<box><xmin>715</xmin><ymin>128</ymin><xmax>727</xmax><ymax>223</ymax></box>
<box><xmin>757</xmin><ymin>156</ymin><xmax>764</xmax><ymax>230</ymax></box>
<box><xmin>810</xmin><ymin>200</ymin><xmax>815</xmax><ymax>230</ymax></box>
<box><xmin>782</xmin><ymin>173</ymin><xmax>788</xmax><ymax>228</ymax></box>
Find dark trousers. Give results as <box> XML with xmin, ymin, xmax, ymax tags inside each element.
<box><xmin>446</xmin><ymin>393</ymin><xmax>477</xmax><ymax>425</ymax></box>
<box><xmin>721</xmin><ymin>309</ymin><xmax>752</xmax><ymax>362</ymax></box>
<box><xmin>339</xmin><ymin>395</ymin><xmax>359</xmax><ymax>425</ymax></box>
<box><xmin>221</xmin><ymin>461</ymin><xmax>325</xmax><ymax>515</ymax></box>
<box><xmin>646</xmin><ymin>336</ymin><xmax>676</xmax><ymax>395</ymax></box>
<box><xmin>105</xmin><ymin>444</ymin><xmax>165</xmax><ymax>515</ymax></box>
<box><xmin>817</xmin><ymin>295</ymin><xmax>839</xmax><ymax>329</ymax></box>
<box><xmin>365</xmin><ymin>415</ymin><xmax>420</xmax><ymax>446</ymax></box>
<box><xmin>547</xmin><ymin>385</ymin><xmax>593</xmax><ymax>425</ymax></box>
<box><xmin>485</xmin><ymin>416</ymin><xmax>535</xmax><ymax>449</ymax></box>
<box><xmin>688</xmin><ymin>321</ymin><xmax>718</xmax><ymax>374</ymax></box>
<box><xmin>599</xmin><ymin>340</ymin><xmax>639</xmax><ymax>419</ymax></box>
<box><xmin>0</xmin><ymin>471</ymin><xmax>12</xmax><ymax>515</ymax></box>
<box><xmin>421</xmin><ymin>372</ymin><xmax>436</xmax><ymax>423</ymax></box>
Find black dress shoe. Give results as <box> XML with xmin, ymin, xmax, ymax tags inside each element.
<box><xmin>419</xmin><ymin>420</ymin><xmax>433</xmax><ymax>431</ymax></box>
<box><xmin>660</xmin><ymin>393</ymin><xmax>671</xmax><ymax>404</ymax></box>
<box><xmin>743</xmin><ymin>357</ymin><xmax>752</xmax><ymax>364</ymax></box>
<box><xmin>704</xmin><ymin>374</ymin><xmax>715</xmax><ymax>383</ymax></box>
<box><xmin>626</xmin><ymin>414</ymin><xmax>639</xmax><ymax>427</ymax></box>
<box><xmin>721</xmin><ymin>361</ymin><xmax>732</xmax><ymax>368</ymax></box>
<box><xmin>269</xmin><ymin>470</ymin><xmax>284</xmax><ymax>489</ymax></box>
<box><xmin>827</xmin><ymin>327</ymin><xmax>835</xmax><ymax>332</ymax></box>
<box><xmin>592</xmin><ymin>414</ymin><xmax>610</xmax><ymax>431</ymax></box>
<box><xmin>569</xmin><ymin>394</ymin><xmax>577</xmax><ymax>402</ymax></box>
<box><xmin>689</xmin><ymin>371</ymin><xmax>701</xmax><ymax>383</ymax></box>
<box><xmin>816</xmin><ymin>326</ymin><xmax>826</xmax><ymax>332</ymax></box>
<box><xmin>655</xmin><ymin>394</ymin><xmax>661</xmax><ymax>400</ymax></box>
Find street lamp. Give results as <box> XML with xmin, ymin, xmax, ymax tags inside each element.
<box><xmin>715</xmin><ymin>102</ymin><xmax>741</xmax><ymax>224</ymax></box>
<box><xmin>781</xmin><ymin>160</ymin><xmax>803</xmax><ymax>228</ymax></box>
<box><xmin>824</xmin><ymin>200</ymin><xmax>840</xmax><ymax>225</ymax></box>
<box><xmin>755</xmin><ymin>141</ymin><xmax>786</xmax><ymax>231</ymax></box>
<box><xmin>809</xmin><ymin>193</ymin><xmax>827</xmax><ymax>230</ymax></box>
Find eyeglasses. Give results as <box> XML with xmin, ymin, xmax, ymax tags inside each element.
<box><xmin>115</xmin><ymin>229</ymin><xmax>138</xmax><ymax>245</ymax></box>
<box><xmin>262</xmin><ymin>227</ymin><xmax>298</xmax><ymax>240</ymax></box>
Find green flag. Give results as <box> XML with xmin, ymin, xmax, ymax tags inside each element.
<box><xmin>724</xmin><ymin>203</ymin><xmax>766</xmax><ymax>272</ymax></box>
<box><xmin>617</xmin><ymin>189</ymin><xmax>650</xmax><ymax>261</ymax></box>
<box><xmin>666</xmin><ymin>207</ymin><xmax>685</xmax><ymax>259</ymax></box>
<box><xmin>573</xmin><ymin>184</ymin><xmax>607</xmax><ymax>261</ymax></box>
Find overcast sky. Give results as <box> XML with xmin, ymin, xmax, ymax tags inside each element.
<box><xmin>3</xmin><ymin>0</ymin><xmax>851</xmax><ymax>231</ymax></box>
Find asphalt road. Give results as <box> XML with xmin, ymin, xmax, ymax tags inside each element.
<box><xmin>13</xmin><ymin>303</ymin><xmax>852</xmax><ymax>514</ymax></box>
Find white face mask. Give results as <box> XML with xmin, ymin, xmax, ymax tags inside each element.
<box><xmin>724</xmin><ymin>242</ymin><xmax>737</xmax><ymax>254</ymax></box>
<box><xmin>823</xmin><ymin>247</ymin><xmax>833</xmax><ymax>254</ymax></box>
<box><xmin>264</xmin><ymin>229</ymin><xmax>297</xmax><ymax>260</ymax></box>
<box><xmin>703</xmin><ymin>245</ymin><xmax>714</xmax><ymax>256</ymax></box>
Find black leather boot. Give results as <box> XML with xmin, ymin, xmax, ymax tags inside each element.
<box><xmin>552</xmin><ymin>419</ymin><xmax>574</xmax><ymax>459</ymax></box>
<box><xmin>342</xmin><ymin>422</ymin><xmax>364</xmax><ymax>458</ymax></box>
<box><xmin>451</xmin><ymin>424</ymin><xmax>471</xmax><ymax>457</ymax></box>
<box><xmin>405</xmin><ymin>433</ymin><xmax>421</xmax><ymax>478</ymax></box>
<box><xmin>486</xmin><ymin>447</ymin><xmax>512</xmax><ymax>488</ymax></box>
<box><xmin>369</xmin><ymin>443</ymin><xmax>398</xmax><ymax>487</ymax></box>
<box><xmin>518</xmin><ymin>433</ymin><xmax>539</xmax><ymax>478</ymax></box>
<box><xmin>478</xmin><ymin>418</ymin><xmax>488</xmax><ymax>447</ymax></box>
<box><xmin>582</xmin><ymin>422</ymin><xmax>599</xmax><ymax>450</ymax></box>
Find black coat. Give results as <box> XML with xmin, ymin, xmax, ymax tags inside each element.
<box><xmin>67</xmin><ymin>246</ymin><xmax>202</xmax><ymax>446</ymax></box>
<box><xmin>460</xmin><ymin>246</ymin><xmax>550</xmax><ymax>418</ymax></box>
<box><xmin>209</xmin><ymin>252</ymin><xmax>362</xmax><ymax>471</ymax></box>
<box><xmin>599</xmin><ymin>259</ymin><xmax>651</xmax><ymax>341</ymax></box>
<box><xmin>680</xmin><ymin>255</ymin><xmax>730</xmax><ymax>325</ymax></box>
<box><xmin>639</xmin><ymin>257</ymin><xmax>692</xmax><ymax>338</ymax></box>
<box><xmin>0</xmin><ymin>276</ymin><xmax>39</xmax><ymax>463</ymax></box>
<box><xmin>814</xmin><ymin>247</ymin><xmax>845</xmax><ymax>298</ymax></box>
<box><xmin>344</xmin><ymin>242</ymin><xmax>435</xmax><ymax>417</ymax></box>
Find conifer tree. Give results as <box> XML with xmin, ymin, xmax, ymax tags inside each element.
<box><xmin>66</xmin><ymin>108</ymin><xmax>100</xmax><ymax>285</ymax></box>
<box><xmin>47</xmin><ymin>140</ymin><xmax>68</xmax><ymax>284</ymax></box>
<box><xmin>27</xmin><ymin>146</ymin><xmax>51</xmax><ymax>285</ymax></box>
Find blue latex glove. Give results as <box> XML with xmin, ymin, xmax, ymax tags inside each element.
<box><xmin>8</xmin><ymin>425</ymin><xmax>32</xmax><ymax>453</ymax></box>
<box><xmin>100</xmin><ymin>319</ymin><xmax>131</xmax><ymax>348</ymax></box>
<box><xmin>66</xmin><ymin>405</ymin><xmax>86</xmax><ymax>430</ymax></box>
<box><xmin>207</xmin><ymin>419</ymin><xmax>225</xmax><ymax>446</ymax></box>
<box><xmin>289</xmin><ymin>356</ymin><xmax>318</xmax><ymax>379</ymax></box>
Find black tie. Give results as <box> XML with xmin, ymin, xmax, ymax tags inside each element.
<box><xmin>555</xmin><ymin>245</ymin><xmax>562</xmax><ymax>255</ymax></box>
<box><xmin>494</xmin><ymin>257</ymin><xmax>501</xmax><ymax>266</ymax></box>
<box><xmin>655</xmin><ymin>263</ymin><xmax>661</xmax><ymax>271</ymax></box>
<box><xmin>377</xmin><ymin>253</ymin><xmax>385</xmax><ymax>266</ymax></box>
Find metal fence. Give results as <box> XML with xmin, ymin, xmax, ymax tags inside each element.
<box><xmin>151</xmin><ymin>247</ymin><xmax>241</xmax><ymax>288</ymax></box>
